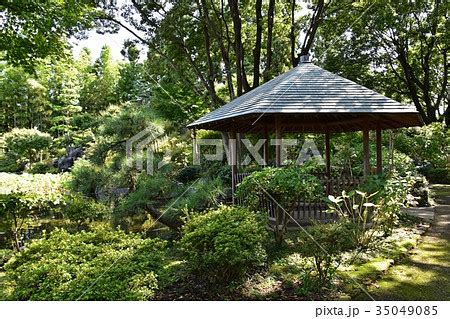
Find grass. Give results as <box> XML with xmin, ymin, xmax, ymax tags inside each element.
<box><xmin>365</xmin><ymin>232</ymin><xmax>450</xmax><ymax>300</ymax></box>
<box><xmin>359</xmin><ymin>188</ymin><xmax>450</xmax><ymax>300</ymax></box>
<box><xmin>341</xmin><ymin>224</ymin><xmax>424</xmax><ymax>299</ymax></box>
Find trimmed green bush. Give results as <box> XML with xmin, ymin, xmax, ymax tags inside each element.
<box><xmin>3</xmin><ymin>227</ymin><xmax>169</xmax><ymax>300</ymax></box>
<box><xmin>2</xmin><ymin>128</ymin><xmax>52</xmax><ymax>165</ymax></box>
<box><xmin>64</xmin><ymin>194</ymin><xmax>111</xmax><ymax>225</ymax></box>
<box><xmin>181</xmin><ymin>205</ymin><xmax>267</xmax><ymax>282</ymax></box>
<box><xmin>298</xmin><ymin>222</ymin><xmax>356</xmax><ymax>288</ymax></box>
<box><xmin>236</xmin><ymin>166</ymin><xmax>324</xmax><ymax>244</ymax></box>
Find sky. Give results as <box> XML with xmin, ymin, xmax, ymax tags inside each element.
<box><xmin>71</xmin><ymin>29</ymin><xmax>131</xmax><ymax>61</ymax></box>
<box><xmin>71</xmin><ymin>1</ymin><xmax>311</xmax><ymax>62</ymax></box>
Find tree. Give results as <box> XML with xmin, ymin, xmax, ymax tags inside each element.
<box><xmin>79</xmin><ymin>46</ymin><xmax>119</xmax><ymax>113</ymax></box>
<box><xmin>0</xmin><ymin>0</ymin><xmax>97</xmax><ymax>68</ymax></box>
<box><xmin>37</xmin><ymin>55</ymin><xmax>83</xmax><ymax>137</ymax></box>
<box><xmin>117</xmin><ymin>41</ymin><xmax>146</xmax><ymax>102</ymax></box>
<box><xmin>0</xmin><ymin>67</ymin><xmax>49</xmax><ymax>131</ymax></box>
<box><xmin>316</xmin><ymin>0</ymin><xmax>449</xmax><ymax>124</ymax></box>
<box><xmin>2</xmin><ymin>128</ymin><xmax>53</xmax><ymax>165</ymax></box>
<box><xmin>96</xmin><ymin>0</ymin><xmax>342</xmax><ymax>110</ymax></box>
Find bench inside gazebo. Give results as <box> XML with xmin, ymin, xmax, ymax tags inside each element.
<box><xmin>188</xmin><ymin>57</ymin><xmax>422</xmax><ymax>225</ymax></box>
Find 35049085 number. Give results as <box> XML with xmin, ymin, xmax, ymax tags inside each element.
<box><xmin>375</xmin><ymin>305</ymin><xmax>438</xmax><ymax>316</ymax></box>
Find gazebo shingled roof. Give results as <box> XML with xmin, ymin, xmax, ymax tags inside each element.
<box><xmin>187</xmin><ymin>62</ymin><xmax>423</xmax><ymax>133</ymax></box>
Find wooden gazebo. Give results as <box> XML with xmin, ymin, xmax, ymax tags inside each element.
<box><xmin>188</xmin><ymin>58</ymin><xmax>423</xmax><ymax>223</ymax></box>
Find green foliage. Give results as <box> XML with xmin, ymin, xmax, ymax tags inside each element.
<box><xmin>0</xmin><ymin>0</ymin><xmax>96</xmax><ymax>68</ymax></box>
<box><xmin>298</xmin><ymin>222</ymin><xmax>356</xmax><ymax>287</ymax></box>
<box><xmin>236</xmin><ymin>167</ymin><xmax>324</xmax><ymax>243</ymax></box>
<box><xmin>167</xmin><ymin>178</ymin><xmax>225</xmax><ymax>217</ymax></box>
<box><xmin>396</xmin><ymin>123</ymin><xmax>449</xmax><ymax>169</ymax></box>
<box><xmin>64</xmin><ymin>194</ymin><xmax>110</xmax><ymax>225</ymax></box>
<box><xmin>180</xmin><ymin>205</ymin><xmax>267</xmax><ymax>282</ymax></box>
<box><xmin>67</xmin><ymin>159</ymin><xmax>103</xmax><ymax>197</ymax></box>
<box><xmin>112</xmin><ymin>171</ymin><xmax>226</xmax><ymax>231</ymax></box>
<box><xmin>236</xmin><ymin>166</ymin><xmax>324</xmax><ymax>210</ymax></box>
<box><xmin>328</xmin><ymin>172</ymin><xmax>423</xmax><ymax>242</ymax></box>
<box><xmin>112</xmin><ymin>173</ymin><xmax>175</xmax><ymax>228</ymax></box>
<box><xmin>363</xmin><ymin>172</ymin><xmax>422</xmax><ymax>215</ymax></box>
<box><xmin>423</xmin><ymin>168</ymin><xmax>450</xmax><ymax>184</ymax></box>
<box><xmin>3</xmin><ymin>227</ymin><xmax>169</xmax><ymax>300</ymax></box>
<box><xmin>28</xmin><ymin>162</ymin><xmax>57</xmax><ymax>174</ymax></box>
<box><xmin>79</xmin><ymin>46</ymin><xmax>119</xmax><ymax>113</ymax></box>
<box><xmin>0</xmin><ymin>66</ymin><xmax>49</xmax><ymax>132</ymax></box>
<box><xmin>0</xmin><ymin>191</ymin><xmax>63</xmax><ymax>250</ymax></box>
<box><xmin>0</xmin><ymin>249</ymin><xmax>13</xmax><ymax>269</ymax></box>
<box><xmin>0</xmin><ymin>173</ymin><xmax>65</xmax><ymax>195</ymax></box>
<box><xmin>176</xmin><ymin>166</ymin><xmax>201</xmax><ymax>183</ymax></box>
<box><xmin>326</xmin><ymin>191</ymin><xmax>381</xmax><ymax>248</ymax></box>
<box><xmin>2</xmin><ymin>128</ymin><xmax>52</xmax><ymax>165</ymax></box>
<box><xmin>316</xmin><ymin>1</ymin><xmax>448</xmax><ymax>124</ymax></box>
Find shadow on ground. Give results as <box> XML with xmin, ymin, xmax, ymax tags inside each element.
<box><xmin>358</xmin><ymin>186</ymin><xmax>450</xmax><ymax>301</ymax></box>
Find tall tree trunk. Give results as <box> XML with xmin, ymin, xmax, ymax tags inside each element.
<box><xmin>207</xmin><ymin>0</ymin><xmax>235</xmax><ymax>99</ymax></box>
<box><xmin>197</xmin><ymin>0</ymin><xmax>217</xmax><ymax>100</ymax></box>
<box><xmin>229</xmin><ymin>0</ymin><xmax>250</xmax><ymax>95</ymax></box>
<box><xmin>253</xmin><ymin>0</ymin><xmax>263</xmax><ymax>88</ymax></box>
<box><xmin>263</xmin><ymin>0</ymin><xmax>276</xmax><ymax>82</ymax></box>
<box><xmin>296</xmin><ymin>0</ymin><xmax>326</xmax><ymax>66</ymax></box>
<box><xmin>290</xmin><ymin>0</ymin><xmax>297</xmax><ymax>67</ymax></box>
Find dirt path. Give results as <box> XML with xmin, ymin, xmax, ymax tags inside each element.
<box><xmin>367</xmin><ymin>186</ymin><xmax>450</xmax><ymax>300</ymax></box>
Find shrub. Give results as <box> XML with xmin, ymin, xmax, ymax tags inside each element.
<box><xmin>167</xmin><ymin>178</ymin><xmax>225</xmax><ymax>216</ymax></box>
<box><xmin>236</xmin><ymin>166</ymin><xmax>324</xmax><ymax>244</ymax></box>
<box><xmin>2</xmin><ymin>128</ymin><xmax>52</xmax><ymax>164</ymax></box>
<box><xmin>176</xmin><ymin>166</ymin><xmax>201</xmax><ymax>183</ymax></box>
<box><xmin>421</xmin><ymin>167</ymin><xmax>450</xmax><ymax>184</ymax></box>
<box><xmin>28</xmin><ymin>162</ymin><xmax>57</xmax><ymax>174</ymax></box>
<box><xmin>326</xmin><ymin>191</ymin><xmax>380</xmax><ymax>248</ymax></box>
<box><xmin>3</xmin><ymin>227</ymin><xmax>169</xmax><ymax>300</ymax></box>
<box><xmin>0</xmin><ymin>249</ymin><xmax>13</xmax><ymax>269</ymax></box>
<box><xmin>112</xmin><ymin>173</ymin><xmax>176</xmax><ymax>229</ymax></box>
<box><xmin>298</xmin><ymin>222</ymin><xmax>356</xmax><ymax>288</ymax></box>
<box><xmin>0</xmin><ymin>192</ymin><xmax>64</xmax><ymax>250</ymax></box>
<box><xmin>0</xmin><ymin>173</ymin><xmax>66</xmax><ymax>195</ymax></box>
<box><xmin>67</xmin><ymin>159</ymin><xmax>104</xmax><ymax>197</ymax></box>
<box><xmin>180</xmin><ymin>205</ymin><xmax>267</xmax><ymax>282</ymax></box>
<box><xmin>360</xmin><ymin>172</ymin><xmax>422</xmax><ymax>235</ymax></box>
<box><xmin>395</xmin><ymin>123</ymin><xmax>449</xmax><ymax>169</ymax></box>
<box><xmin>64</xmin><ymin>194</ymin><xmax>111</xmax><ymax>225</ymax></box>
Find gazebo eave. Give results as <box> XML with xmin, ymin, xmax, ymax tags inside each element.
<box><xmin>187</xmin><ymin>111</ymin><xmax>423</xmax><ymax>134</ymax></box>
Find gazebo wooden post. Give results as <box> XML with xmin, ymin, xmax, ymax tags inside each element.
<box><xmin>325</xmin><ymin>130</ymin><xmax>331</xmax><ymax>195</ymax></box>
<box><xmin>376</xmin><ymin>128</ymin><xmax>383</xmax><ymax>174</ymax></box>
<box><xmin>363</xmin><ymin>128</ymin><xmax>370</xmax><ymax>178</ymax></box>
<box><xmin>275</xmin><ymin>117</ymin><xmax>282</xmax><ymax>167</ymax></box>
<box><xmin>230</xmin><ymin>132</ymin><xmax>237</xmax><ymax>204</ymax></box>
<box><xmin>236</xmin><ymin>133</ymin><xmax>242</xmax><ymax>169</ymax></box>
<box><xmin>264</xmin><ymin>127</ymin><xmax>269</xmax><ymax>166</ymax></box>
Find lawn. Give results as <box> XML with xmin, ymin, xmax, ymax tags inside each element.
<box><xmin>367</xmin><ymin>227</ymin><xmax>449</xmax><ymax>299</ymax></box>
<box><xmin>363</xmin><ymin>187</ymin><xmax>450</xmax><ymax>300</ymax></box>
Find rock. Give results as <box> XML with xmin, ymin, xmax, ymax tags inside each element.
<box><xmin>55</xmin><ymin>147</ymin><xmax>84</xmax><ymax>172</ymax></box>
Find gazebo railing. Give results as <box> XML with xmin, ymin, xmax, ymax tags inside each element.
<box><xmin>233</xmin><ymin>171</ymin><xmax>365</xmax><ymax>225</ymax></box>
